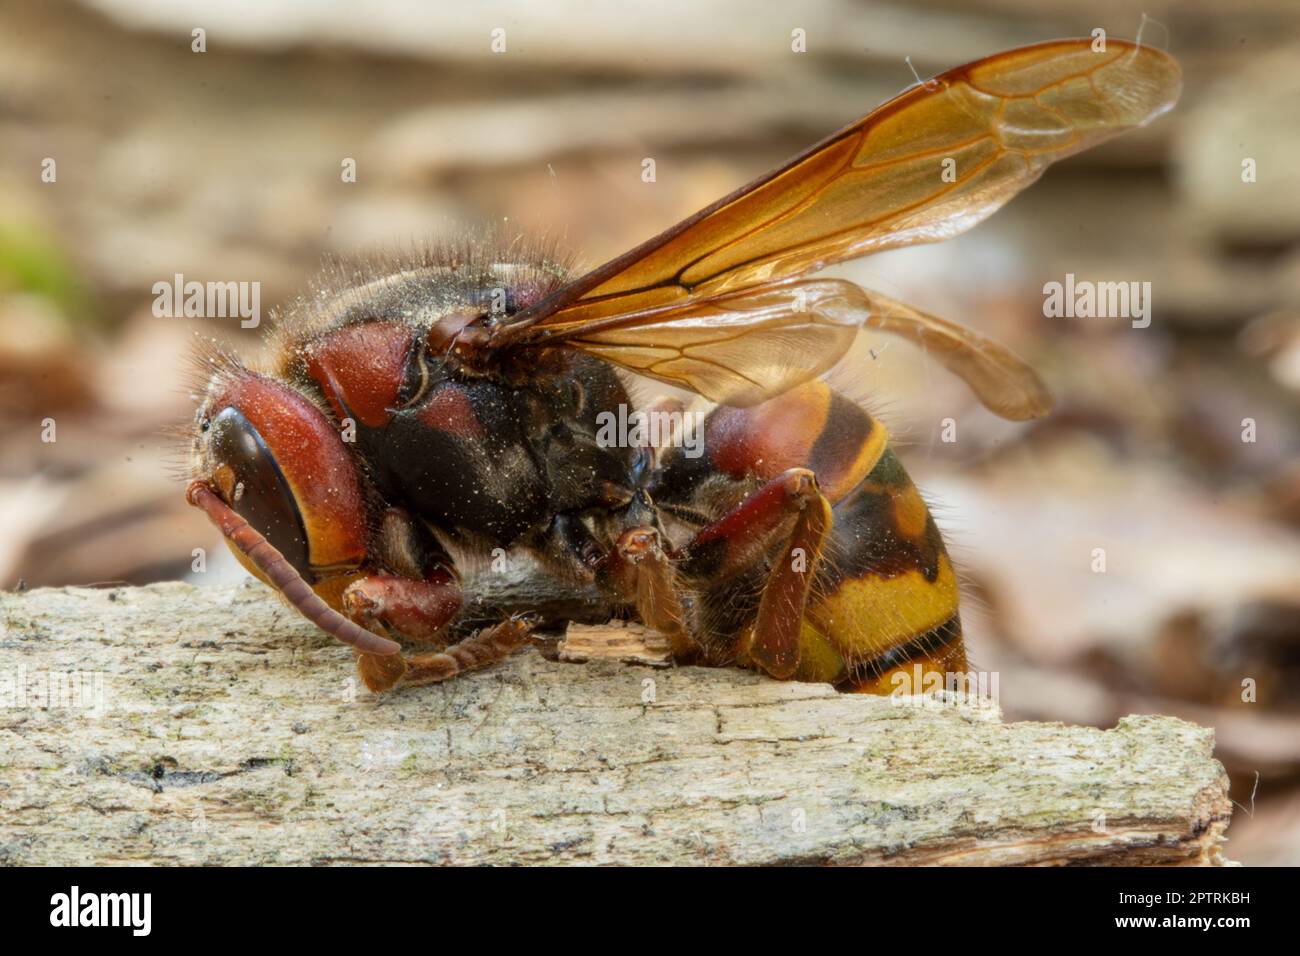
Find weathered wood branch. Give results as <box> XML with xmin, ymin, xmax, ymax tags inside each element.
<box><xmin>0</xmin><ymin>582</ymin><xmax>1232</xmax><ymax>865</ymax></box>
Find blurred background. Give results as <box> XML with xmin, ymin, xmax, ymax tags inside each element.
<box><xmin>1</xmin><ymin>0</ymin><xmax>1297</xmax><ymax>863</ymax></box>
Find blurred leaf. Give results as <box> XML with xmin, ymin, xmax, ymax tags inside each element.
<box><xmin>0</xmin><ymin>221</ymin><xmax>95</xmax><ymax>325</ymax></box>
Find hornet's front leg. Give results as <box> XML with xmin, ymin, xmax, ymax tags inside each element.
<box><xmin>397</xmin><ymin>616</ymin><xmax>533</xmax><ymax>688</ymax></box>
<box><xmin>343</xmin><ymin>565</ymin><xmax>466</xmax><ymax>692</ymax></box>
<box><xmin>342</xmin><ymin>510</ymin><xmax>528</xmax><ymax>693</ymax></box>
<box><xmin>347</xmin><ymin>576</ymin><xmax>529</xmax><ymax>692</ymax></box>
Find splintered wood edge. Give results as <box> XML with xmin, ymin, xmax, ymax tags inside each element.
<box><xmin>558</xmin><ymin>620</ymin><xmax>674</xmax><ymax>667</ymax></box>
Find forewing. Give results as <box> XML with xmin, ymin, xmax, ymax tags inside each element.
<box><xmin>496</xmin><ymin>38</ymin><xmax>1181</xmax><ymax>339</ymax></box>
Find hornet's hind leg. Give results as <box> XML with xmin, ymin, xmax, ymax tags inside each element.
<box><xmin>651</xmin><ymin>379</ymin><xmax>967</xmax><ymax>693</ymax></box>
<box><xmin>595</xmin><ymin>467</ymin><xmax>833</xmax><ymax>677</ymax></box>
<box><xmin>676</xmin><ymin>468</ymin><xmax>833</xmax><ymax>679</ymax></box>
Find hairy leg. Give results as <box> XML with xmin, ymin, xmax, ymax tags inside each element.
<box><xmin>680</xmin><ymin>468</ymin><xmax>832</xmax><ymax>679</ymax></box>
<box><xmin>357</xmin><ymin>617</ymin><xmax>532</xmax><ymax>692</ymax></box>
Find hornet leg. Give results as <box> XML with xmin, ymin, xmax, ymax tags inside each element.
<box><xmin>679</xmin><ymin>468</ymin><xmax>832</xmax><ymax>679</ymax></box>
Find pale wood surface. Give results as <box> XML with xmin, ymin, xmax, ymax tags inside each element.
<box><xmin>0</xmin><ymin>582</ymin><xmax>1232</xmax><ymax>865</ymax></box>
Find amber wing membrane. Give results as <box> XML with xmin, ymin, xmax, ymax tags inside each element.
<box><xmin>496</xmin><ymin>38</ymin><xmax>1181</xmax><ymax>339</ymax></box>
<box><xmin>557</xmin><ymin>277</ymin><xmax>1051</xmax><ymax>416</ymax></box>
<box><xmin>854</xmin><ymin>286</ymin><xmax>1052</xmax><ymax>419</ymax></box>
<box><xmin>561</xmin><ymin>280</ymin><xmax>862</xmax><ymax>407</ymax></box>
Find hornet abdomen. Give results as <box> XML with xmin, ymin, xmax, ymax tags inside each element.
<box><xmin>654</xmin><ymin>379</ymin><xmax>964</xmax><ymax>692</ymax></box>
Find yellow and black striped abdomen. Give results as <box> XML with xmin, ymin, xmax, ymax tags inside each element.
<box><xmin>654</xmin><ymin>379</ymin><xmax>964</xmax><ymax>693</ymax></box>
<box><xmin>797</xmin><ymin>445</ymin><xmax>965</xmax><ymax>692</ymax></box>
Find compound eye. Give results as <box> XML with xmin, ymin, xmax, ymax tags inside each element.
<box><xmin>206</xmin><ymin>406</ymin><xmax>312</xmax><ymax>577</ymax></box>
